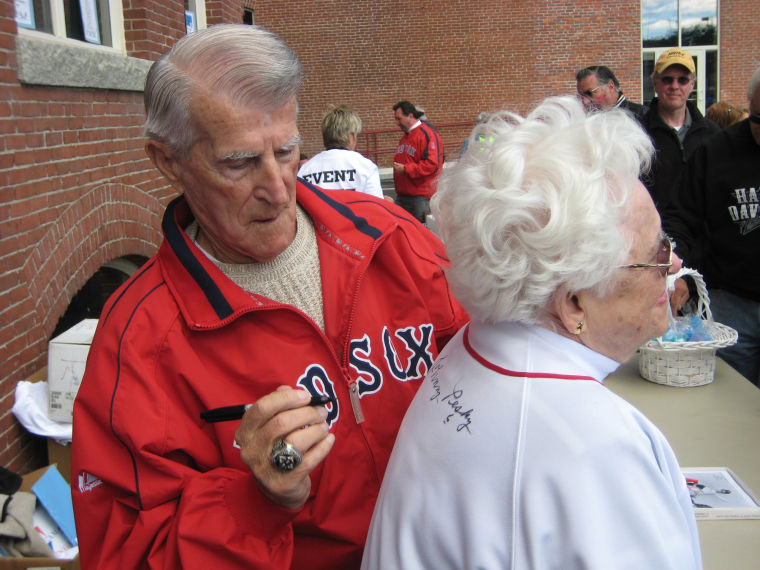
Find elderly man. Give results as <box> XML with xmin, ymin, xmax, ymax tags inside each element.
<box><xmin>664</xmin><ymin>66</ymin><xmax>760</xmax><ymax>386</ymax></box>
<box><xmin>640</xmin><ymin>48</ymin><xmax>719</xmax><ymax>210</ymax></box>
<box><xmin>71</xmin><ymin>24</ymin><xmax>467</xmax><ymax>569</ymax></box>
<box><xmin>392</xmin><ymin>100</ymin><xmax>443</xmax><ymax>222</ymax></box>
<box><xmin>298</xmin><ymin>104</ymin><xmax>385</xmax><ymax>198</ymax></box>
<box><xmin>576</xmin><ymin>65</ymin><xmax>647</xmax><ymax>117</ymax></box>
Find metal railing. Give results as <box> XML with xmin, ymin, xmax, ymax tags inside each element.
<box><xmin>357</xmin><ymin>121</ymin><xmax>476</xmax><ymax>167</ymax></box>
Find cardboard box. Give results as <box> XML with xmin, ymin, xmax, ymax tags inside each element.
<box><xmin>0</xmin><ymin>556</ymin><xmax>80</xmax><ymax>569</ymax></box>
<box><xmin>46</xmin><ymin>440</ymin><xmax>72</xmax><ymax>486</ymax></box>
<box><xmin>0</xmin><ymin>466</ymin><xmax>81</xmax><ymax>569</ymax></box>
<box><xmin>47</xmin><ymin>320</ymin><xmax>98</xmax><ymax>423</ymax></box>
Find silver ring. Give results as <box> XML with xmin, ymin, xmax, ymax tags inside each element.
<box><xmin>270</xmin><ymin>439</ymin><xmax>302</xmax><ymax>472</ymax></box>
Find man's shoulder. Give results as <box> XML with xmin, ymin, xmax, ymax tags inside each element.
<box><xmin>687</xmin><ymin>101</ymin><xmax>719</xmax><ymax>133</ymax></box>
<box><xmin>702</xmin><ymin>119</ymin><xmax>751</xmax><ymax>153</ymax></box>
<box><xmin>298</xmin><ymin>180</ymin><xmax>441</xmax><ymax>246</ymax></box>
<box><xmin>621</xmin><ymin>99</ymin><xmax>647</xmax><ymax>118</ymax></box>
<box><xmin>640</xmin><ymin>100</ymin><xmax>663</xmax><ymax>128</ymax></box>
<box><xmin>298</xmin><ymin>149</ymin><xmax>337</xmax><ymax>174</ymax></box>
<box><xmin>93</xmin><ymin>256</ymin><xmax>177</xmax><ymax>335</ymax></box>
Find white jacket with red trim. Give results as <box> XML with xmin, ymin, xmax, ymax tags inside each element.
<box><xmin>71</xmin><ymin>181</ymin><xmax>467</xmax><ymax>569</ymax></box>
<box><xmin>363</xmin><ymin>321</ymin><xmax>702</xmax><ymax>570</ymax></box>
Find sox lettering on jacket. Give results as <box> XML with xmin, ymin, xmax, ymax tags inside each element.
<box><xmin>297</xmin><ymin>323</ymin><xmax>434</xmax><ymax>426</ymax></box>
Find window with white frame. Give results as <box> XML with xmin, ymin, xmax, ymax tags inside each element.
<box><xmin>14</xmin><ymin>0</ymin><xmax>206</xmax><ymax>90</ymax></box>
<box><xmin>641</xmin><ymin>0</ymin><xmax>719</xmax><ymax>112</ymax></box>
<box><xmin>14</xmin><ymin>0</ymin><xmax>123</xmax><ymax>49</ymax></box>
<box><xmin>184</xmin><ymin>0</ymin><xmax>207</xmax><ymax>35</ymax></box>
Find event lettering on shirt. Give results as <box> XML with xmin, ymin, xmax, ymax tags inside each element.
<box><xmin>301</xmin><ymin>168</ymin><xmax>358</xmax><ymax>186</ymax></box>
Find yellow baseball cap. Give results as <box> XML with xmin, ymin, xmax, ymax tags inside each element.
<box><xmin>654</xmin><ymin>48</ymin><xmax>695</xmax><ymax>74</ymax></box>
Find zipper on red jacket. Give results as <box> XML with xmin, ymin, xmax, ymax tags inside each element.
<box><xmin>348</xmin><ymin>381</ymin><xmax>365</xmax><ymax>424</ymax></box>
<box><xmin>341</xmin><ymin>234</ymin><xmax>385</xmax><ymax>425</ymax></box>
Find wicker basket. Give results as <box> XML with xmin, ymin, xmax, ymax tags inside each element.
<box><xmin>638</xmin><ymin>268</ymin><xmax>738</xmax><ymax>387</ymax></box>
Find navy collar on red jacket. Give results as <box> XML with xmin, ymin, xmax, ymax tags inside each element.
<box><xmin>161</xmin><ymin>181</ymin><xmax>386</xmax><ymax>322</ymax></box>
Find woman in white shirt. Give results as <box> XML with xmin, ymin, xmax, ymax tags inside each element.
<box><xmin>298</xmin><ymin>105</ymin><xmax>384</xmax><ymax>199</ymax></box>
<box><xmin>362</xmin><ymin>96</ymin><xmax>702</xmax><ymax>570</ymax></box>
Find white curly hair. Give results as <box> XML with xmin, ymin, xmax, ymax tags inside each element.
<box><xmin>432</xmin><ymin>96</ymin><xmax>654</xmax><ymax>325</ymax></box>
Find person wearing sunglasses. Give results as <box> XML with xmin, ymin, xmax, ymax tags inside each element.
<box><xmin>363</xmin><ymin>96</ymin><xmax>702</xmax><ymax>570</ymax></box>
<box><xmin>575</xmin><ymin>65</ymin><xmax>647</xmax><ymax>118</ymax></box>
<box><xmin>664</xmin><ymin>65</ymin><xmax>760</xmax><ymax>387</ymax></box>
<box><xmin>640</xmin><ymin>48</ymin><xmax>719</xmax><ymax>213</ymax></box>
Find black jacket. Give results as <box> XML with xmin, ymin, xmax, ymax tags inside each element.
<box><xmin>617</xmin><ymin>96</ymin><xmax>647</xmax><ymax>120</ymax></box>
<box><xmin>663</xmin><ymin>119</ymin><xmax>760</xmax><ymax>302</ymax></box>
<box><xmin>640</xmin><ymin>99</ymin><xmax>719</xmax><ymax>211</ymax></box>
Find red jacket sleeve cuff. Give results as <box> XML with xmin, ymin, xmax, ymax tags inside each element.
<box><xmin>223</xmin><ymin>470</ymin><xmax>302</xmax><ymax>541</ymax></box>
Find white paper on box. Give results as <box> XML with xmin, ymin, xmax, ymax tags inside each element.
<box><xmin>47</xmin><ymin>319</ymin><xmax>98</xmax><ymax>422</ymax></box>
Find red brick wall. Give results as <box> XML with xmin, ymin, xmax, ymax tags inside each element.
<box><xmin>1</xmin><ymin>0</ymin><xmax>758</xmax><ymax>475</ymax></box>
<box><xmin>0</xmin><ymin>0</ymin><xmax>179</xmax><ymax>474</ymax></box>
<box><xmin>719</xmin><ymin>0</ymin><xmax>760</xmax><ymax>106</ymax></box>
<box><xmin>251</xmin><ymin>0</ymin><xmax>644</xmax><ymax>164</ymax></box>
<box><xmin>123</xmin><ymin>0</ymin><xmax>186</xmax><ymax>58</ymax></box>
<box><xmin>206</xmin><ymin>0</ymin><xmax>246</xmax><ymax>25</ymax></box>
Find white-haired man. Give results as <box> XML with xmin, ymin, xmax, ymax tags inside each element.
<box><xmin>665</xmin><ymin>65</ymin><xmax>760</xmax><ymax>386</ymax></box>
<box><xmin>71</xmin><ymin>24</ymin><xmax>466</xmax><ymax>569</ymax></box>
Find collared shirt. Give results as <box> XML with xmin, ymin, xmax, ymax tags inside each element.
<box><xmin>674</xmin><ymin>106</ymin><xmax>693</xmax><ymax>145</ymax></box>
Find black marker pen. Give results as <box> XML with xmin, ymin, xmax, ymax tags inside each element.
<box><xmin>200</xmin><ymin>395</ymin><xmax>333</xmax><ymax>423</ymax></box>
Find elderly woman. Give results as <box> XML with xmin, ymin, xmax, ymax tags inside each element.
<box><xmin>362</xmin><ymin>97</ymin><xmax>701</xmax><ymax>569</ymax></box>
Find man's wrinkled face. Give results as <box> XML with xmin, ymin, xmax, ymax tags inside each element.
<box><xmin>171</xmin><ymin>93</ymin><xmax>301</xmax><ymax>263</ymax></box>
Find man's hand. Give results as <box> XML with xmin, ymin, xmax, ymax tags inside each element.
<box><xmin>669</xmin><ymin>277</ymin><xmax>690</xmax><ymax>315</ymax></box>
<box><xmin>393</xmin><ymin>161</ymin><xmax>405</xmax><ymax>173</ymax></box>
<box><xmin>234</xmin><ymin>386</ymin><xmax>335</xmax><ymax>510</ymax></box>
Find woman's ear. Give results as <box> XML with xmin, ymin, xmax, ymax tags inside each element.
<box><xmin>554</xmin><ymin>285</ymin><xmax>586</xmax><ymax>336</ymax></box>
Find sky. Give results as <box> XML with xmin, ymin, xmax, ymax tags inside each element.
<box><xmin>642</xmin><ymin>0</ymin><xmax>717</xmax><ymax>41</ymax></box>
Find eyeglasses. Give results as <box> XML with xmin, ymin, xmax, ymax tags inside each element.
<box><xmin>578</xmin><ymin>86</ymin><xmax>602</xmax><ymax>100</ymax></box>
<box><xmin>619</xmin><ymin>235</ymin><xmax>674</xmax><ymax>275</ymax></box>
<box><xmin>659</xmin><ymin>75</ymin><xmax>691</xmax><ymax>86</ymax></box>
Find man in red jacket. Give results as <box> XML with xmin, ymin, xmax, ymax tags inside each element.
<box><xmin>392</xmin><ymin>100</ymin><xmax>444</xmax><ymax>222</ymax></box>
<box><xmin>71</xmin><ymin>24</ymin><xmax>467</xmax><ymax>569</ymax></box>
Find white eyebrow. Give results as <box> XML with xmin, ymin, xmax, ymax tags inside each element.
<box><xmin>282</xmin><ymin>134</ymin><xmax>303</xmax><ymax>149</ymax></box>
<box><xmin>221</xmin><ymin>134</ymin><xmax>302</xmax><ymax>161</ymax></box>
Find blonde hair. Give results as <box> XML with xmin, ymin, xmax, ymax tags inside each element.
<box><xmin>321</xmin><ymin>105</ymin><xmax>362</xmax><ymax>149</ymax></box>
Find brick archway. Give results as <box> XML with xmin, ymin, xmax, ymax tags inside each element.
<box><xmin>23</xmin><ymin>184</ymin><xmax>164</xmax><ymax>348</ymax></box>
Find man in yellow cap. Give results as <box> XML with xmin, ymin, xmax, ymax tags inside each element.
<box><xmin>640</xmin><ymin>47</ymin><xmax>719</xmax><ymax>210</ymax></box>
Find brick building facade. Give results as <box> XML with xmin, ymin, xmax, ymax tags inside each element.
<box><xmin>1</xmin><ymin>0</ymin><xmax>758</xmax><ymax>474</ymax></box>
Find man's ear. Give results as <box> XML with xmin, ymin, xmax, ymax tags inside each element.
<box><xmin>553</xmin><ymin>285</ymin><xmax>586</xmax><ymax>336</ymax></box>
<box><xmin>145</xmin><ymin>140</ymin><xmax>183</xmax><ymax>186</ymax></box>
